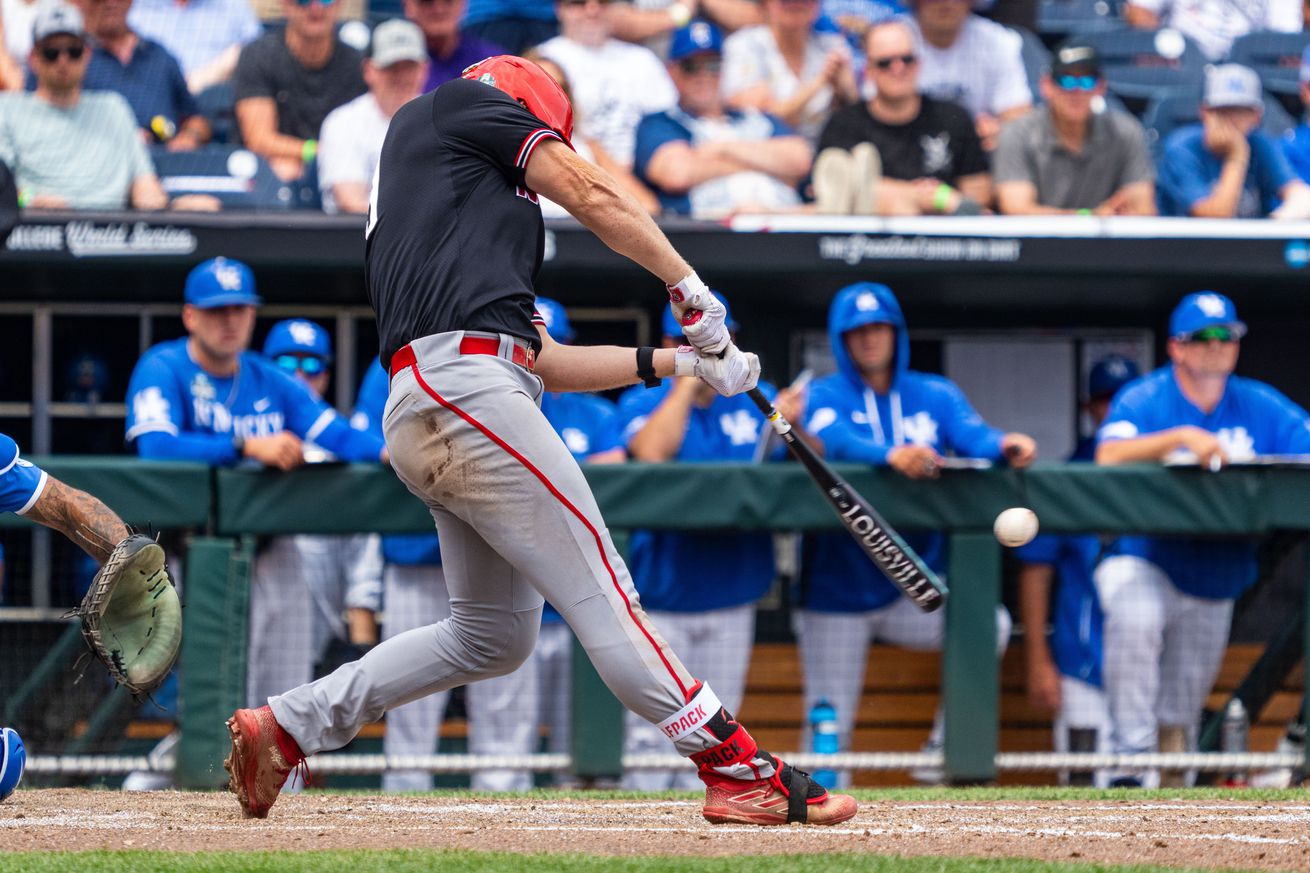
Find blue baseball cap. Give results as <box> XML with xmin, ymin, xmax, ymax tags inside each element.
<box><xmin>669</xmin><ymin>20</ymin><xmax>723</xmax><ymax>62</ymax></box>
<box><xmin>184</xmin><ymin>257</ymin><xmax>261</xmax><ymax>308</ymax></box>
<box><xmin>1087</xmin><ymin>354</ymin><xmax>1140</xmax><ymax>399</ymax></box>
<box><xmin>263</xmin><ymin>319</ymin><xmax>332</xmax><ymax>360</ymax></box>
<box><xmin>663</xmin><ymin>289</ymin><xmax>738</xmax><ymax>339</ymax></box>
<box><xmin>1169</xmin><ymin>291</ymin><xmax>1247</xmax><ymax>339</ymax></box>
<box><xmin>534</xmin><ymin>296</ymin><xmax>574</xmax><ymax>344</ymax></box>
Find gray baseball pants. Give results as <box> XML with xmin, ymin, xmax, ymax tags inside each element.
<box><xmin>272</xmin><ymin>332</ymin><xmax>737</xmax><ymax>768</ymax></box>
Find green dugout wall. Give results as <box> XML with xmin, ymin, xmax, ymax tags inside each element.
<box><xmin>6</xmin><ymin>460</ymin><xmax>1310</xmax><ymax>787</ymax></box>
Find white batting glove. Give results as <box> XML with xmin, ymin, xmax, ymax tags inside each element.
<box><xmin>675</xmin><ymin>343</ymin><xmax>760</xmax><ymax>397</ymax></box>
<box><xmin>667</xmin><ymin>272</ymin><xmax>730</xmax><ymax>355</ymax></box>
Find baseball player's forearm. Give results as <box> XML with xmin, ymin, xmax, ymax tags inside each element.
<box><xmin>525</xmin><ymin>139</ymin><xmax>691</xmax><ymax>285</ymax></box>
<box><xmin>534</xmin><ymin>342</ymin><xmax>680</xmax><ymax>393</ymax></box>
<box><xmin>1017</xmin><ymin>563</ymin><xmax>1055</xmax><ymax>664</ymax></box>
<box><xmin>1095</xmin><ymin>428</ymin><xmax>1193</xmax><ymax>464</ymax></box>
<box><xmin>24</xmin><ymin>477</ymin><xmax>129</xmax><ymax>565</ymax></box>
<box><xmin>629</xmin><ymin>380</ymin><xmax>697</xmax><ymax>461</ymax></box>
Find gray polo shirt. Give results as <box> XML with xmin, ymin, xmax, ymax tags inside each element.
<box><xmin>0</xmin><ymin>91</ymin><xmax>153</xmax><ymax>209</ymax></box>
<box><xmin>993</xmin><ymin>107</ymin><xmax>1154</xmax><ymax>210</ymax></box>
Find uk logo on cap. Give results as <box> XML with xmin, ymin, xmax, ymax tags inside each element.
<box><xmin>856</xmin><ymin>292</ymin><xmax>880</xmax><ymax>311</ymax></box>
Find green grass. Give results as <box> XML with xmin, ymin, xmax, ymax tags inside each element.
<box><xmin>0</xmin><ymin>851</ymin><xmax>1270</xmax><ymax>873</ymax></box>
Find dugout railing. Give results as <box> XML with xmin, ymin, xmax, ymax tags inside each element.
<box><xmin>3</xmin><ymin>459</ymin><xmax>1309</xmax><ymax>787</ymax></box>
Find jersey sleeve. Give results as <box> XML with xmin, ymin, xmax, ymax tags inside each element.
<box><xmin>0</xmin><ymin>433</ymin><xmax>48</xmax><ymax>515</ymax></box>
<box><xmin>275</xmin><ymin>367</ymin><xmax>385</xmax><ymax>462</ymax></box>
<box><xmin>1097</xmin><ymin>383</ymin><xmax>1151</xmax><ymax>443</ymax></box>
<box><xmin>803</xmin><ymin>381</ymin><xmax>893</xmax><ymax>465</ymax></box>
<box><xmin>990</xmin><ymin>28</ymin><xmax>1033</xmax><ymax>115</ymax></box>
<box><xmin>936</xmin><ymin>379</ymin><xmax>1006</xmax><ymax>460</ymax></box>
<box><xmin>233</xmin><ymin>37</ymin><xmax>274</xmax><ymax>102</ymax></box>
<box><xmin>1157</xmin><ymin>132</ymin><xmax>1214</xmax><ymax>215</ymax></box>
<box><xmin>586</xmin><ymin>397</ymin><xmax>625</xmax><ymax>457</ymax></box>
<box><xmin>1259</xmin><ymin>384</ymin><xmax>1310</xmax><ymax>454</ymax></box>
<box><xmin>1251</xmin><ymin>131</ymin><xmax>1297</xmax><ymax>209</ymax></box>
<box><xmin>990</xmin><ymin>119</ymin><xmax>1033</xmax><ymax>184</ymax></box>
<box><xmin>633</xmin><ymin>112</ymin><xmax>690</xmax><ymax>183</ymax></box>
<box><xmin>126</xmin><ymin>353</ymin><xmax>186</xmax><ymax>443</ymax></box>
<box><xmin>1014</xmin><ymin>532</ymin><xmax>1062</xmax><ymax>565</ymax></box>
<box><xmin>617</xmin><ymin>385</ymin><xmax>667</xmax><ymax>446</ymax></box>
<box><xmin>438</xmin><ymin>78</ymin><xmax>570</xmax><ymax>190</ymax></box>
<box><xmin>350</xmin><ymin>358</ymin><xmax>390</xmax><ymax>438</ymax></box>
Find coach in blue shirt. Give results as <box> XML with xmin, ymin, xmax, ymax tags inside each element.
<box><xmin>81</xmin><ymin>0</ymin><xmax>210</xmax><ymax>147</ymax></box>
<box><xmin>1157</xmin><ymin>64</ymin><xmax>1310</xmax><ymax>219</ymax></box>
<box><xmin>1095</xmin><ymin>292</ymin><xmax>1310</xmax><ymax>785</ymax></box>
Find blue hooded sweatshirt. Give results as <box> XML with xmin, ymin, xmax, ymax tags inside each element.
<box><xmin>799</xmin><ymin>282</ymin><xmax>1008</xmax><ymax>612</ymax></box>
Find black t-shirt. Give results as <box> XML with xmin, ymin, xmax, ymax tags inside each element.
<box><xmin>0</xmin><ymin>161</ymin><xmax>17</xmax><ymax>248</ymax></box>
<box><xmin>366</xmin><ymin>77</ymin><xmax>567</xmax><ymax>367</ymax></box>
<box><xmin>233</xmin><ymin>33</ymin><xmax>366</xmax><ymax>140</ymax></box>
<box><xmin>817</xmin><ymin>97</ymin><xmax>988</xmax><ymax>184</ymax></box>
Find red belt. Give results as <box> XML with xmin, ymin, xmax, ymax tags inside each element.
<box><xmin>389</xmin><ymin>337</ymin><xmax>534</xmax><ymax>378</ymax></box>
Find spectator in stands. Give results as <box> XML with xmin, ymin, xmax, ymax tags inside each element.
<box><xmin>783</xmin><ymin>282</ymin><xmax>1031</xmax><ymax>785</ymax></box>
<box><xmin>255</xmin><ymin>318</ymin><xmax>383</xmax><ymax>719</ymax></box>
<box><xmin>318</xmin><ymin>19</ymin><xmax>427</xmax><ymax>213</ymax></box>
<box><xmin>994</xmin><ymin>42</ymin><xmax>1155</xmax><ymax>216</ymax></box>
<box><xmin>234</xmin><ymin>0</ymin><xmax>366</xmax><ymax>183</ymax></box>
<box><xmin>128</xmin><ymin>0</ymin><xmax>261</xmax><ymax>93</ymax></box>
<box><xmin>1283</xmin><ymin>45</ymin><xmax>1310</xmax><ymax>184</ymax></box>
<box><xmin>537</xmin><ymin>0</ymin><xmax>677</xmax><ymax>167</ymax></box>
<box><xmin>526</xmin><ymin>50</ymin><xmax>660</xmax><ymax>214</ymax></box>
<box><xmin>1095</xmin><ymin>292</ymin><xmax>1310</xmax><ymax>787</ymax></box>
<box><xmin>720</xmin><ymin>0</ymin><xmax>858</xmax><ymax>143</ymax></box>
<box><xmin>617</xmin><ymin>293</ymin><xmax>782</xmax><ymax>791</ymax></box>
<box><xmin>2</xmin><ymin>0</ymin><xmax>42</xmax><ymax>89</ymax></box>
<box><xmin>634</xmin><ymin>21</ymin><xmax>811</xmax><ymax>217</ymax></box>
<box><xmin>463</xmin><ymin>0</ymin><xmax>555</xmax><ymax>54</ymax></box>
<box><xmin>1157</xmin><ymin>64</ymin><xmax>1310</xmax><ymax>220</ymax></box>
<box><xmin>608</xmin><ymin>0</ymin><xmax>762</xmax><ymax>55</ymax></box>
<box><xmin>813</xmin><ymin>18</ymin><xmax>989</xmax><ymax>215</ymax></box>
<box><xmin>904</xmin><ymin>0</ymin><xmax>1031</xmax><ymax>151</ymax></box>
<box><xmin>1016</xmin><ymin>353</ymin><xmax>1139</xmax><ymax>788</ymax></box>
<box><xmin>404</xmin><ymin>0</ymin><xmax>505</xmax><ymax>93</ymax></box>
<box><xmin>76</xmin><ymin>0</ymin><xmax>211</xmax><ymax>149</ymax></box>
<box><xmin>465</xmin><ymin>297</ymin><xmax>624</xmax><ymax>791</ymax></box>
<box><xmin>1124</xmin><ymin>0</ymin><xmax>1301</xmax><ymax>61</ymax></box>
<box><xmin>0</xmin><ymin>4</ymin><xmax>215</xmax><ymax>209</ymax></box>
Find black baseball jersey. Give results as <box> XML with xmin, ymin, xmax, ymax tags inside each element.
<box><xmin>365</xmin><ymin>77</ymin><xmax>567</xmax><ymax>367</ymax></box>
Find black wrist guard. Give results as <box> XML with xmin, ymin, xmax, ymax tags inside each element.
<box><xmin>636</xmin><ymin>346</ymin><xmax>660</xmax><ymax>388</ymax></box>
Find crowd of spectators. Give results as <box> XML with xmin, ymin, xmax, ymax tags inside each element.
<box><xmin>0</xmin><ymin>0</ymin><xmax>1308</xmax><ymax>218</ymax></box>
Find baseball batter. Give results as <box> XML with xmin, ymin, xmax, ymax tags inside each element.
<box><xmin>1095</xmin><ymin>292</ymin><xmax>1310</xmax><ymax>786</ymax></box>
<box><xmin>224</xmin><ymin>56</ymin><xmax>856</xmax><ymax>825</ymax></box>
<box><xmin>353</xmin><ymin>357</ymin><xmax>455</xmax><ymax>793</ymax></box>
<box><xmin>1015</xmin><ymin>354</ymin><xmax>1139</xmax><ymax>786</ymax></box>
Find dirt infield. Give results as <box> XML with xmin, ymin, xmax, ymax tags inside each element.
<box><xmin>2</xmin><ymin>790</ymin><xmax>1310</xmax><ymax>869</ymax></box>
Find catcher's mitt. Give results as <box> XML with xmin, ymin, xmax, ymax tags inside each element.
<box><xmin>68</xmin><ymin>534</ymin><xmax>182</xmax><ymax>696</ymax></box>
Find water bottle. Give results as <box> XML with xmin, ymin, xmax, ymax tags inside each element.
<box><xmin>1221</xmin><ymin>698</ymin><xmax>1250</xmax><ymax>786</ymax></box>
<box><xmin>809</xmin><ymin>699</ymin><xmax>839</xmax><ymax>789</ymax></box>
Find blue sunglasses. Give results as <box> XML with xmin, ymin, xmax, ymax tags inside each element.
<box><xmin>275</xmin><ymin>354</ymin><xmax>327</xmax><ymax>376</ymax></box>
<box><xmin>1055</xmin><ymin>74</ymin><xmax>1099</xmax><ymax>92</ymax></box>
<box><xmin>295</xmin><ymin>0</ymin><xmax>338</xmax><ymax>6</ymax></box>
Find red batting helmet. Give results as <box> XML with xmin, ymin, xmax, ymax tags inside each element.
<box><xmin>462</xmin><ymin>55</ymin><xmax>574</xmax><ymax>143</ymax></box>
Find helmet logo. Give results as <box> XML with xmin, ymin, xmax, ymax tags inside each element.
<box><xmin>478</xmin><ymin>73</ymin><xmax>497</xmax><ymax>87</ymax></box>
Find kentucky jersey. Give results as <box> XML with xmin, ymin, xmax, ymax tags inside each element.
<box><xmin>1098</xmin><ymin>365</ymin><xmax>1310</xmax><ymax>599</ymax></box>
<box><xmin>126</xmin><ymin>338</ymin><xmax>383</xmax><ymax>464</ymax></box>
<box><xmin>0</xmin><ymin>433</ymin><xmax>48</xmax><ymax>515</ymax></box>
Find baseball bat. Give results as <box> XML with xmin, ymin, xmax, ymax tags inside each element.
<box><xmin>746</xmin><ymin>387</ymin><xmax>947</xmax><ymax>613</ymax></box>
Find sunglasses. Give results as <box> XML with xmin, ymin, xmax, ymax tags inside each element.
<box><xmin>274</xmin><ymin>354</ymin><xmax>328</xmax><ymax>375</ymax></box>
<box><xmin>678</xmin><ymin>57</ymin><xmax>722</xmax><ymax>74</ymax></box>
<box><xmin>294</xmin><ymin>0</ymin><xmax>338</xmax><ymax>7</ymax></box>
<box><xmin>1183</xmin><ymin>326</ymin><xmax>1238</xmax><ymax>344</ymax></box>
<box><xmin>1055</xmin><ymin>74</ymin><xmax>1098</xmax><ymax>92</ymax></box>
<box><xmin>39</xmin><ymin>43</ymin><xmax>85</xmax><ymax>62</ymax></box>
<box><xmin>560</xmin><ymin>0</ymin><xmax>613</xmax><ymax>6</ymax></box>
<box><xmin>872</xmin><ymin>53</ymin><xmax>916</xmax><ymax>70</ymax></box>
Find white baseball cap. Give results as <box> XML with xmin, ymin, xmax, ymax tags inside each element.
<box><xmin>370</xmin><ymin>19</ymin><xmax>426</xmax><ymax>69</ymax></box>
<box><xmin>1203</xmin><ymin>63</ymin><xmax>1263</xmax><ymax>110</ymax></box>
<box><xmin>32</xmin><ymin>2</ymin><xmax>84</xmax><ymax>43</ymax></box>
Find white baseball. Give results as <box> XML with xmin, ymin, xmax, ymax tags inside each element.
<box><xmin>993</xmin><ymin>507</ymin><xmax>1039</xmax><ymax>547</ymax></box>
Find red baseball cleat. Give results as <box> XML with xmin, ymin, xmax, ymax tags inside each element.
<box><xmin>701</xmin><ymin>762</ymin><xmax>858</xmax><ymax>826</ymax></box>
<box><xmin>224</xmin><ymin>705</ymin><xmax>305</xmax><ymax>819</ymax></box>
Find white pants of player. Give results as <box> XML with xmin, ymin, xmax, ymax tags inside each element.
<box><xmin>465</xmin><ymin>620</ymin><xmax>573</xmax><ymax>791</ymax></box>
<box><xmin>272</xmin><ymin>334</ymin><xmax>742</xmax><ymax>775</ymax></box>
<box><xmin>1053</xmin><ymin>676</ymin><xmax>1112</xmax><ymax>788</ymax></box>
<box><xmin>247</xmin><ymin>534</ymin><xmax>382</xmax><ymax>710</ymax></box>
<box><xmin>794</xmin><ymin>597</ymin><xmax>1012</xmax><ymax>787</ymax></box>
<box><xmin>381</xmin><ymin>563</ymin><xmax>453</xmax><ymax>792</ymax></box>
<box><xmin>1095</xmin><ymin>555</ymin><xmax>1233</xmax><ymax>783</ymax></box>
<box><xmin>621</xmin><ymin>603</ymin><xmax>756</xmax><ymax>791</ymax></box>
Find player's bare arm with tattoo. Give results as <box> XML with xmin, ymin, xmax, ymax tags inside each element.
<box><xmin>24</xmin><ymin>477</ymin><xmax>131</xmax><ymax>565</ymax></box>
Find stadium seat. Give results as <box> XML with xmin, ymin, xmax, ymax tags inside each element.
<box><xmin>1227</xmin><ymin>31</ymin><xmax>1310</xmax><ymax>115</ymax></box>
<box><xmin>152</xmin><ymin>145</ymin><xmax>295</xmax><ymax>210</ymax></box>
<box><xmin>1141</xmin><ymin>88</ymin><xmax>1299</xmax><ymax>159</ymax></box>
<box><xmin>195</xmin><ymin>82</ymin><xmax>237</xmax><ymax>146</ymax></box>
<box><xmin>1034</xmin><ymin>0</ymin><xmax>1121</xmax><ymax>44</ymax></box>
<box><xmin>1078</xmin><ymin>27</ymin><xmax>1207</xmax><ymax>107</ymax></box>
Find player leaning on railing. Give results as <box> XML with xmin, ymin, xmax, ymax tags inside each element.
<box><xmin>0</xmin><ymin>433</ymin><xmax>181</xmax><ymax>697</ymax></box>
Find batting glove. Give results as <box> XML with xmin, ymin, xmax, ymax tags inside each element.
<box><xmin>675</xmin><ymin>343</ymin><xmax>760</xmax><ymax>397</ymax></box>
<box><xmin>667</xmin><ymin>272</ymin><xmax>730</xmax><ymax>355</ymax></box>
